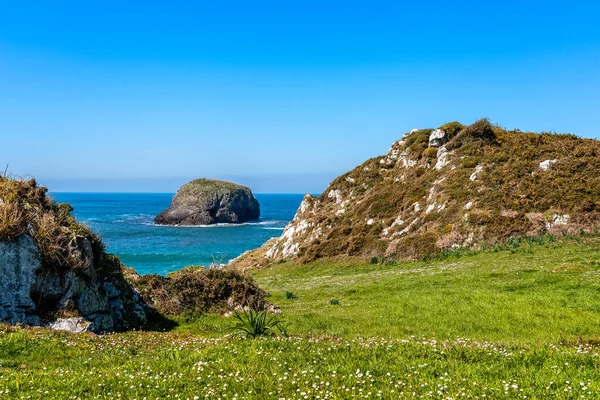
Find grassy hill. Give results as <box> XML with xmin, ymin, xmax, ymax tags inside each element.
<box><xmin>2</xmin><ymin>236</ymin><xmax>600</xmax><ymax>398</ymax></box>
<box><xmin>252</xmin><ymin>119</ymin><xmax>600</xmax><ymax>267</ymax></box>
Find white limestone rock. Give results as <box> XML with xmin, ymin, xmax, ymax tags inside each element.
<box><xmin>435</xmin><ymin>146</ymin><xmax>450</xmax><ymax>170</ymax></box>
<box><xmin>470</xmin><ymin>165</ymin><xmax>483</xmax><ymax>181</ymax></box>
<box><xmin>48</xmin><ymin>317</ymin><xmax>92</xmax><ymax>333</ymax></box>
<box><xmin>328</xmin><ymin>189</ymin><xmax>343</xmax><ymax>204</ymax></box>
<box><xmin>428</xmin><ymin>129</ymin><xmax>447</xmax><ymax>148</ymax></box>
<box><xmin>546</xmin><ymin>214</ymin><xmax>570</xmax><ymax>229</ymax></box>
<box><xmin>539</xmin><ymin>159</ymin><xmax>557</xmax><ymax>171</ymax></box>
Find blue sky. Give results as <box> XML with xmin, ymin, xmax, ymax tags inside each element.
<box><xmin>1</xmin><ymin>1</ymin><xmax>599</xmax><ymax>193</ymax></box>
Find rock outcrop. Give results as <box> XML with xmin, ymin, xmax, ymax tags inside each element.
<box><xmin>155</xmin><ymin>179</ymin><xmax>260</xmax><ymax>226</ymax></box>
<box><xmin>0</xmin><ymin>178</ymin><xmax>151</xmax><ymax>333</ymax></box>
<box><xmin>428</xmin><ymin>129</ymin><xmax>448</xmax><ymax>148</ymax></box>
<box><xmin>237</xmin><ymin>119</ymin><xmax>600</xmax><ymax>266</ymax></box>
<box><xmin>0</xmin><ymin>232</ymin><xmax>149</xmax><ymax>333</ymax></box>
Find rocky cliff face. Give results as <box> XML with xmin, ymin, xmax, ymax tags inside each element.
<box><xmin>248</xmin><ymin>119</ymin><xmax>600</xmax><ymax>265</ymax></box>
<box><xmin>0</xmin><ymin>178</ymin><xmax>151</xmax><ymax>333</ymax></box>
<box><xmin>155</xmin><ymin>179</ymin><xmax>260</xmax><ymax>225</ymax></box>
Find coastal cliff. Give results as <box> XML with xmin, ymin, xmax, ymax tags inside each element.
<box><xmin>0</xmin><ymin>178</ymin><xmax>150</xmax><ymax>333</ymax></box>
<box><xmin>237</xmin><ymin>119</ymin><xmax>600</xmax><ymax>267</ymax></box>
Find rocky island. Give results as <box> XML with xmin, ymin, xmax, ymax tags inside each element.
<box><xmin>155</xmin><ymin>178</ymin><xmax>260</xmax><ymax>226</ymax></box>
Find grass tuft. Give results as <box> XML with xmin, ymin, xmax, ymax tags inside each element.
<box><xmin>284</xmin><ymin>291</ymin><xmax>298</xmax><ymax>299</ymax></box>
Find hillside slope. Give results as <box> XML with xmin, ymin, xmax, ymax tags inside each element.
<box><xmin>246</xmin><ymin>119</ymin><xmax>600</xmax><ymax>265</ymax></box>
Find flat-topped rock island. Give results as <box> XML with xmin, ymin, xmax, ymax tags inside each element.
<box><xmin>155</xmin><ymin>178</ymin><xmax>260</xmax><ymax>226</ymax></box>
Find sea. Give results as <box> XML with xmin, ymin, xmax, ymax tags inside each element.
<box><xmin>51</xmin><ymin>193</ymin><xmax>304</xmax><ymax>276</ymax></box>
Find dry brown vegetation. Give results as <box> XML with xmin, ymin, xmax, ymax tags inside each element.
<box><xmin>0</xmin><ymin>177</ymin><xmax>104</xmax><ymax>270</ymax></box>
<box><xmin>260</xmin><ymin>119</ymin><xmax>600</xmax><ymax>265</ymax></box>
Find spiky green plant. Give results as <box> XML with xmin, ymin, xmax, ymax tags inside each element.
<box><xmin>232</xmin><ymin>310</ymin><xmax>284</xmax><ymax>339</ymax></box>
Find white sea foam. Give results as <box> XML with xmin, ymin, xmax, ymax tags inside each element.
<box><xmin>115</xmin><ymin>214</ymin><xmax>156</xmax><ymax>224</ymax></box>
<box><xmin>153</xmin><ymin>220</ymin><xmax>284</xmax><ymax>228</ymax></box>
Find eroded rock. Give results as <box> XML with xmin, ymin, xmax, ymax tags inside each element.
<box><xmin>155</xmin><ymin>179</ymin><xmax>260</xmax><ymax>226</ymax></box>
<box><xmin>428</xmin><ymin>129</ymin><xmax>447</xmax><ymax>148</ymax></box>
<box><xmin>0</xmin><ymin>234</ymin><xmax>150</xmax><ymax>333</ymax></box>
<box><xmin>48</xmin><ymin>317</ymin><xmax>92</xmax><ymax>333</ymax></box>
<box><xmin>0</xmin><ymin>235</ymin><xmax>43</xmax><ymax>326</ymax></box>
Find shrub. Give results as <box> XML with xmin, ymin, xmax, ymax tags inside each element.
<box><xmin>0</xmin><ymin>199</ymin><xmax>26</xmax><ymax>240</ymax></box>
<box><xmin>422</xmin><ymin>147</ymin><xmax>438</xmax><ymax>159</ymax></box>
<box><xmin>405</xmin><ymin>129</ymin><xmax>433</xmax><ymax>159</ymax></box>
<box><xmin>438</xmin><ymin>121</ymin><xmax>465</xmax><ymax>140</ymax></box>
<box><xmin>448</xmin><ymin>118</ymin><xmax>497</xmax><ymax>150</ymax></box>
<box><xmin>134</xmin><ymin>267</ymin><xmax>271</xmax><ymax>316</ymax></box>
<box><xmin>329</xmin><ymin>298</ymin><xmax>341</xmax><ymax>305</ymax></box>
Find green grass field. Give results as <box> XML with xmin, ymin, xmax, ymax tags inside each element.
<box><xmin>2</xmin><ymin>237</ymin><xmax>600</xmax><ymax>399</ymax></box>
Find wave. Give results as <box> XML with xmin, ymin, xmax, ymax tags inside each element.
<box><xmin>153</xmin><ymin>220</ymin><xmax>284</xmax><ymax>228</ymax></box>
<box><xmin>114</xmin><ymin>214</ymin><xmax>156</xmax><ymax>224</ymax></box>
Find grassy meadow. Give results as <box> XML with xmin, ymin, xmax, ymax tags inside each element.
<box><xmin>2</xmin><ymin>236</ymin><xmax>600</xmax><ymax>399</ymax></box>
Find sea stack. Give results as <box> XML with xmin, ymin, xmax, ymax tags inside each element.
<box><xmin>155</xmin><ymin>179</ymin><xmax>260</xmax><ymax>226</ymax></box>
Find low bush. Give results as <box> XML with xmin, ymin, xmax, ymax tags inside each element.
<box><xmin>447</xmin><ymin>118</ymin><xmax>497</xmax><ymax>150</ymax></box>
<box><xmin>438</xmin><ymin>121</ymin><xmax>465</xmax><ymax>140</ymax></box>
<box><xmin>134</xmin><ymin>267</ymin><xmax>271</xmax><ymax>317</ymax></box>
<box><xmin>422</xmin><ymin>147</ymin><xmax>438</xmax><ymax>159</ymax></box>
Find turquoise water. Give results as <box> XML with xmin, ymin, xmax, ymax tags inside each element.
<box><xmin>51</xmin><ymin>193</ymin><xmax>303</xmax><ymax>276</ymax></box>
